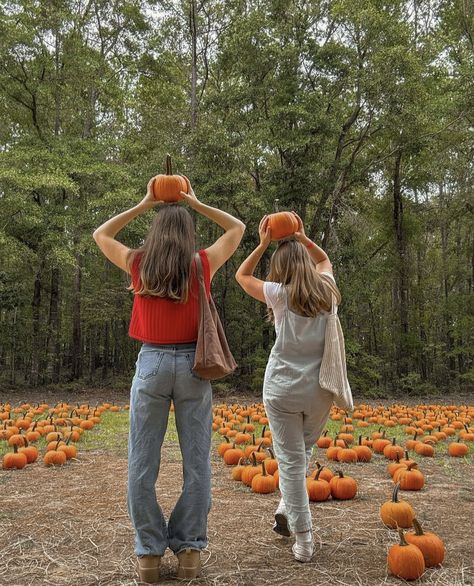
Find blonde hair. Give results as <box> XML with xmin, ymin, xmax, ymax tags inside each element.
<box><xmin>127</xmin><ymin>205</ymin><xmax>196</xmax><ymax>302</ymax></box>
<box><xmin>267</xmin><ymin>239</ymin><xmax>341</xmax><ymax>320</ymax></box>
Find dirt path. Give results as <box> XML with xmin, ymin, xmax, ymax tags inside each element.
<box><xmin>1</xmin><ymin>438</ymin><xmax>473</xmax><ymax>586</ymax></box>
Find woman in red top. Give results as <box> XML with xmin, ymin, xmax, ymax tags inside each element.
<box><xmin>93</xmin><ymin>178</ymin><xmax>245</xmax><ymax>583</ymax></box>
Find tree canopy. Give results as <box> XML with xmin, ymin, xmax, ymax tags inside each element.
<box><xmin>0</xmin><ymin>0</ymin><xmax>473</xmax><ymax>396</ymax></box>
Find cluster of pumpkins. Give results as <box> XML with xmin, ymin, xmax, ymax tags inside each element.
<box><xmin>381</xmin><ymin>484</ymin><xmax>445</xmax><ymax>580</ymax></box>
<box><xmin>0</xmin><ymin>401</ymin><xmax>128</xmax><ymax>469</ymax></box>
<box><xmin>214</xmin><ymin>401</ymin><xmax>472</xmax><ymax>581</ymax></box>
<box><xmin>214</xmin><ymin>403</ymin><xmax>358</xmax><ymax>499</ymax></box>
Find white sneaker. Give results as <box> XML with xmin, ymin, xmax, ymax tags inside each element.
<box><xmin>273</xmin><ymin>498</ymin><xmax>291</xmax><ymax>537</ymax></box>
<box><xmin>292</xmin><ymin>540</ymin><xmax>314</xmax><ymax>563</ymax></box>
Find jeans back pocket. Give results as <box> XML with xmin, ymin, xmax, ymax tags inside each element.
<box><xmin>137</xmin><ymin>350</ymin><xmax>165</xmax><ymax>380</ymax></box>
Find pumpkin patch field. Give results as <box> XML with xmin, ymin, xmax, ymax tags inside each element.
<box><xmin>0</xmin><ymin>394</ymin><xmax>473</xmax><ymax>586</ymax></box>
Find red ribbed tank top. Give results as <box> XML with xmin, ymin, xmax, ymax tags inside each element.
<box><xmin>128</xmin><ymin>249</ymin><xmax>211</xmax><ymax>344</ymax></box>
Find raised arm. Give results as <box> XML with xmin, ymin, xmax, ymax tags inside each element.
<box><xmin>180</xmin><ymin>187</ymin><xmax>245</xmax><ymax>279</ymax></box>
<box><xmin>292</xmin><ymin>212</ymin><xmax>332</xmax><ymax>274</ymax></box>
<box><xmin>235</xmin><ymin>215</ymin><xmax>271</xmax><ymax>303</ymax></box>
<box><xmin>93</xmin><ymin>178</ymin><xmax>159</xmax><ymax>273</ymax></box>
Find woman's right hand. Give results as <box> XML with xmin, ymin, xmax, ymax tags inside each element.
<box><xmin>259</xmin><ymin>215</ymin><xmax>271</xmax><ymax>247</ymax></box>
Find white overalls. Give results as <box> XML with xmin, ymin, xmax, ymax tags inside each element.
<box><xmin>263</xmin><ymin>277</ymin><xmax>335</xmax><ymax>533</ymax></box>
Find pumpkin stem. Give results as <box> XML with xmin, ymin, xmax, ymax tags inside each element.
<box><xmin>261</xmin><ymin>461</ymin><xmax>267</xmax><ymax>476</ymax></box>
<box><xmin>314</xmin><ymin>467</ymin><xmax>324</xmax><ymax>481</ymax></box>
<box><xmin>412</xmin><ymin>518</ymin><xmax>425</xmax><ymax>536</ymax></box>
<box><xmin>397</xmin><ymin>528</ymin><xmax>410</xmax><ymax>546</ymax></box>
<box><xmin>336</xmin><ymin>470</ymin><xmax>344</xmax><ymax>478</ymax></box>
<box><xmin>267</xmin><ymin>447</ymin><xmax>275</xmax><ymax>459</ymax></box>
<box><xmin>392</xmin><ymin>483</ymin><xmax>401</xmax><ymax>503</ymax></box>
<box><xmin>166</xmin><ymin>154</ymin><xmax>172</xmax><ymax>175</ymax></box>
<box><xmin>251</xmin><ymin>452</ymin><xmax>257</xmax><ymax>466</ymax></box>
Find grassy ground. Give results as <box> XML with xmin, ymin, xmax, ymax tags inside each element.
<box><xmin>0</xmin><ymin>399</ymin><xmax>473</xmax><ymax>586</ymax></box>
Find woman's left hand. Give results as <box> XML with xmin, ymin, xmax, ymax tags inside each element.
<box><xmin>259</xmin><ymin>215</ymin><xmax>271</xmax><ymax>247</ymax></box>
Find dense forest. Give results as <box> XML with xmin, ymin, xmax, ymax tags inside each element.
<box><xmin>0</xmin><ymin>0</ymin><xmax>472</xmax><ymax>396</ymax></box>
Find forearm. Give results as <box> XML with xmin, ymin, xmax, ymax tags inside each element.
<box><xmin>236</xmin><ymin>244</ymin><xmax>267</xmax><ymax>280</ymax></box>
<box><xmin>193</xmin><ymin>200</ymin><xmax>244</xmax><ymax>232</ymax></box>
<box><xmin>93</xmin><ymin>204</ymin><xmax>147</xmax><ymax>240</ymax></box>
<box><xmin>299</xmin><ymin>235</ymin><xmax>330</xmax><ymax>265</ymax></box>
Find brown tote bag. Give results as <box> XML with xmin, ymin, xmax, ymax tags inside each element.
<box><xmin>192</xmin><ymin>253</ymin><xmax>237</xmax><ymax>380</ymax></box>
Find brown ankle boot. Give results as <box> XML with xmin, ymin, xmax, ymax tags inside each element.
<box><xmin>177</xmin><ymin>548</ymin><xmax>201</xmax><ymax>579</ymax></box>
<box><xmin>137</xmin><ymin>554</ymin><xmax>162</xmax><ymax>583</ymax></box>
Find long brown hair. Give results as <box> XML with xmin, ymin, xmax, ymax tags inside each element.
<box><xmin>267</xmin><ymin>239</ymin><xmax>341</xmax><ymax>320</ymax></box>
<box><xmin>127</xmin><ymin>205</ymin><xmax>196</xmax><ymax>302</ymax></box>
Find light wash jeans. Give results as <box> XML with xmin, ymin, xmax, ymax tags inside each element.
<box><xmin>127</xmin><ymin>343</ymin><xmax>212</xmax><ymax>556</ymax></box>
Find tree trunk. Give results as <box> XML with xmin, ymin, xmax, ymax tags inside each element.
<box><xmin>102</xmin><ymin>321</ymin><xmax>109</xmax><ymax>380</ymax></box>
<box><xmin>30</xmin><ymin>263</ymin><xmax>44</xmax><ymax>386</ymax></box>
<box><xmin>71</xmin><ymin>252</ymin><xmax>83</xmax><ymax>379</ymax></box>
<box><xmin>45</xmin><ymin>268</ymin><xmax>61</xmax><ymax>383</ymax></box>
<box><xmin>392</xmin><ymin>149</ymin><xmax>409</xmax><ymax>378</ymax></box>
<box><xmin>190</xmin><ymin>0</ymin><xmax>198</xmax><ymax>129</ymax></box>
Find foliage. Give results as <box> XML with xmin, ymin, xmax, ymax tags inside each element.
<box><xmin>0</xmin><ymin>0</ymin><xmax>472</xmax><ymax>394</ymax></box>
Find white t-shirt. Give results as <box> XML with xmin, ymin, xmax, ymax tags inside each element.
<box><xmin>263</xmin><ymin>272</ymin><xmax>336</xmax><ymax>335</ymax></box>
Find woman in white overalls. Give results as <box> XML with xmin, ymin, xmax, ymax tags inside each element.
<box><xmin>236</xmin><ymin>213</ymin><xmax>340</xmax><ymax>562</ymax></box>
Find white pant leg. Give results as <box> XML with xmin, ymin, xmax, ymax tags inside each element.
<box><xmin>303</xmin><ymin>386</ymin><xmax>334</xmax><ymax>472</ymax></box>
<box><xmin>264</xmin><ymin>398</ymin><xmax>312</xmax><ymax>533</ymax></box>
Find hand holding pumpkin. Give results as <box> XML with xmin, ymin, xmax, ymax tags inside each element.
<box><xmin>179</xmin><ymin>183</ymin><xmax>200</xmax><ymax>209</ymax></box>
<box><xmin>258</xmin><ymin>215</ymin><xmax>271</xmax><ymax>248</ymax></box>
<box><xmin>292</xmin><ymin>211</ymin><xmax>308</xmax><ymax>244</ymax></box>
<box><xmin>138</xmin><ymin>177</ymin><xmax>165</xmax><ymax>210</ymax></box>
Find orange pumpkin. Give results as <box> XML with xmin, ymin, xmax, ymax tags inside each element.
<box><xmin>251</xmin><ymin>461</ymin><xmax>276</xmax><ymax>494</ymax></box>
<box><xmin>153</xmin><ymin>154</ymin><xmax>190</xmax><ymax>202</ymax></box>
<box><xmin>388</xmin><ymin>529</ymin><xmax>425</xmax><ymax>580</ymax></box>
<box><xmin>267</xmin><ymin>212</ymin><xmax>299</xmax><ymax>240</ymax></box>
<box><xmin>380</xmin><ymin>483</ymin><xmax>415</xmax><ymax>529</ymax></box>
<box><xmin>405</xmin><ymin>519</ymin><xmax>445</xmax><ymax>567</ymax></box>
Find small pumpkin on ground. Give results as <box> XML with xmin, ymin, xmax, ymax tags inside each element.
<box><xmin>405</xmin><ymin>519</ymin><xmax>445</xmax><ymax>567</ymax></box>
<box><xmin>223</xmin><ymin>444</ymin><xmax>245</xmax><ymax>466</ymax></box>
<box><xmin>380</xmin><ymin>483</ymin><xmax>415</xmax><ymax>529</ymax></box>
<box><xmin>307</xmin><ymin>467</ymin><xmax>331</xmax><ymax>502</ymax></box>
<box><xmin>329</xmin><ymin>471</ymin><xmax>357</xmax><ymax>500</ymax></box>
<box><xmin>448</xmin><ymin>440</ymin><xmax>469</xmax><ymax>457</ymax></box>
<box><xmin>393</xmin><ymin>463</ymin><xmax>425</xmax><ymax>491</ymax></box>
<box><xmin>388</xmin><ymin>529</ymin><xmax>425</xmax><ymax>581</ymax></box>
<box><xmin>2</xmin><ymin>444</ymin><xmax>28</xmax><ymax>469</ymax></box>
<box><xmin>251</xmin><ymin>461</ymin><xmax>276</xmax><ymax>494</ymax></box>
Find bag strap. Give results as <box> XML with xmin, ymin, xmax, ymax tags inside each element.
<box><xmin>194</xmin><ymin>252</ymin><xmax>206</xmax><ymax>294</ymax></box>
<box><xmin>320</xmin><ymin>272</ymin><xmax>338</xmax><ymax>316</ymax></box>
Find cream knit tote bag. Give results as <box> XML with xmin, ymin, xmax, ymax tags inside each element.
<box><xmin>319</xmin><ymin>294</ymin><xmax>354</xmax><ymax>411</ymax></box>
